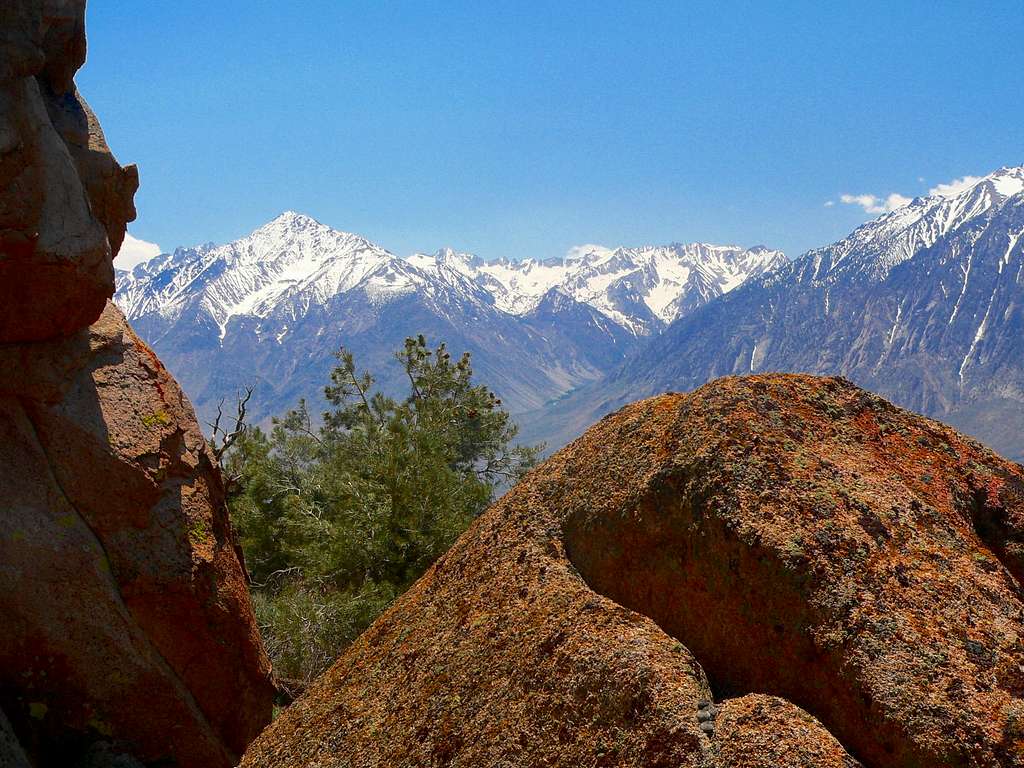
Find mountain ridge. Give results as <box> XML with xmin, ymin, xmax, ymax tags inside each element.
<box><xmin>522</xmin><ymin>165</ymin><xmax>1024</xmax><ymax>460</ymax></box>
<box><xmin>115</xmin><ymin>214</ymin><xmax>780</xmax><ymax>426</ymax></box>
<box><xmin>116</xmin><ymin>165</ymin><xmax>1024</xmax><ymax>461</ymax></box>
<box><xmin>119</xmin><ymin>211</ymin><xmax>784</xmax><ymax>339</ymax></box>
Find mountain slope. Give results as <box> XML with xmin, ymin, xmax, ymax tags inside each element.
<box><xmin>115</xmin><ymin>213</ymin><xmax>780</xmax><ymax>428</ymax></box>
<box><xmin>408</xmin><ymin>242</ymin><xmax>785</xmax><ymax>335</ymax></box>
<box><xmin>530</xmin><ymin>166</ymin><xmax>1024</xmax><ymax>460</ymax></box>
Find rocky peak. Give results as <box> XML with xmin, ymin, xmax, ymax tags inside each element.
<box><xmin>802</xmin><ymin>164</ymin><xmax>1024</xmax><ymax>285</ymax></box>
<box><xmin>118</xmin><ymin>213</ymin><xmax>785</xmax><ymax>343</ymax></box>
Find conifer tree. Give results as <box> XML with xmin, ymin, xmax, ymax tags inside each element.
<box><xmin>226</xmin><ymin>336</ymin><xmax>540</xmax><ymax>685</ymax></box>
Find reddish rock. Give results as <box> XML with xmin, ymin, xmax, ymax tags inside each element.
<box><xmin>0</xmin><ymin>0</ymin><xmax>137</xmax><ymax>342</ymax></box>
<box><xmin>0</xmin><ymin>303</ymin><xmax>275</xmax><ymax>765</ymax></box>
<box><xmin>716</xmin><ymin>696</ymin><xmax>862</xmax><ymax>767</ymax></box>
<box><xmin>0</xmin><ymin>2</ymin><xmax>272</xmax><ymax>763</ymax></box>
<box><xmin>243</xmin><ymin>375</ymin><xmax>1024</xmax><ymax>767</ymax></box>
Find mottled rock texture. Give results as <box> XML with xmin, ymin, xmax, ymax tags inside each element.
<box><xmin>714</xmin><ymin>696</ymin><xmax>862</xmax><ymax>768</ymax></box>
<box><xmin>243</xmin><ymin>375</ymin><xmax>1024</xmax><ymax>767</ymax></box>
<box><xmin>0</xmin><ymin>2</ymin><xmax>273</xmax><ymax>764</ymax></box>
<box><xmin>0</xmin><ymin>0</ymin><xmax>137</xmax><ymax>342</ymax></box>
<box><xmin>0</xmin><ymin>304</ymin><xmax>276</xmax><ymax>766</ymax></box>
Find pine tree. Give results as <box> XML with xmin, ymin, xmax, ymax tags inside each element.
<box><xmin>226</xmin><ymin>336</ymin><xmax>540</xmax><ymax>685</ymax></box>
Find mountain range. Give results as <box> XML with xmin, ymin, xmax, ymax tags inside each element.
<box><xmin>115</xmin><ymin>165</ymin><xmax>1024</xmax><ymax>461</ymax></box>
<box><xmin>114</xmin><ymin>214</ymin><xmax>783</xmax><ymax>429</ymax></box>
<box><xmin>522</xmin><ymin>165</ymin><xmax>1024</xmax><ymax>461</ymax></box>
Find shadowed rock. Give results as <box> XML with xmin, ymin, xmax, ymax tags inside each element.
<box><xmin>0</xmin><ymin>0</ymin><xmax>137</xmax><ymax>342</ymax></box>
<box><xmin>0</xmin><ymin>304</ymin><xmax>276</xmax><ymax>765</ymax></box>
<box><xmin>0</xmin><ymin>708</ymin><xmax>30</xmax><ymax>768</ymax></box>
<box><xmin>0</xmin><ymin>2</ymin><xmax>273</xmax><ymax>764</ymax></box>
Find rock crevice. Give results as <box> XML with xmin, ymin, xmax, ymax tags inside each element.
<box><xmin>241</xmin><ymin>375</ymin><xmax>1024</xmax><ymax>767</ymax></box>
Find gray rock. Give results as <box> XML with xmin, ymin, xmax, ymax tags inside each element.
<box><xmin>0</xmin><ymin>708</ymin><xmax>29</xmax><ymax>768</ymax></box>
<box><xmin>72</xmin><ymin>742</ymin><xmax>146</xmax><ymax>768</ymax></box>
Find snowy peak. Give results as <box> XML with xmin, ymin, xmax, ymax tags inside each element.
<box><xmin>115</xmin><ymin>212</ymin><xmax>399</xmax><ymax>338</ymax></box>
<box><xmin>232</xmin><ymin>211</ymin><xmax>385</xmax><ymax>272</ymax></box>
<box><xmin>267</xmin><ymin>210</ymin><xmax>318</xmax><ymax>226</ymax></box>
<box><xmin>408</xmin><ymin>241</ymin><xmax>785</xmax><ymax>333</ymax></box>
<box><xmin>943</xmin><ymin>166</ymin><xmax>1024</xmax><ymax>201</ymax></box>
<box><xmin>807</xmin><ymin>165</ymin><xmax>1024</xmax><ymax>283</ymax></box>
<box><xmin>116</xmin><ymin>212</ymin><xmax>785</xmax><ymax>342</ymax></box>
<box><xmin>407</xmin><ymin>247</ymin><xmax>485</xmax><ymax>277</ymax></box>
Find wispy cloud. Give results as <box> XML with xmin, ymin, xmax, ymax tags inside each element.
<box><xmin>838</xmin><ymin>192</ymin><xmax>912</xmax><ymax>215</ymax></box>
<box><xmin>834</xmin><ymin>171</ymin><xmax>989</xmax><ymax>218</ymax></box>
<box><xmin>928</xmin><ymin>175</ymin><xmax>982</xmax><ymax>198</ymax></box>
<box><xmin>565</xmin><ymin>243</ymin><xmax>613</xmax><ymax>261</ymax></box>
<box><xmin>115</xmin><ymin>232</ymin><xmax>163</xmax><ymax>269</ymax></box>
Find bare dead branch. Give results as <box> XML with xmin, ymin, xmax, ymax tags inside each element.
<box><xmin>208</xmin><ymin>384</ymin><xmax>254</xmax><ymax>463</ymax></box>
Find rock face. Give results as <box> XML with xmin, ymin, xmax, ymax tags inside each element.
<box><xmin>0</xmin><ymin>708</ymin><xmax>30</xmax><ymax>768</ymax></box>
<box><xmin>0</xmin><ymin>0</ymin><xmax>137</xmax><ymax>342</ymax></box>
<box><xmin>243</xmin><ymin>375</ymin><xmax>1024</xmax><ymax>767</ymax></box>
<box><xmin>0</xmin><ymin>303</ymin><xmax>276</xmax><ymax>766</ymax></box>
<box><xmin>714</xmin><ymin>696</ymin><xmax>862</xmax><ymax>768</ymax></box>
<box><xmin>0</xmin><ymin>2</ymin><xmax>274</xmax><ymax>765</ymax></box>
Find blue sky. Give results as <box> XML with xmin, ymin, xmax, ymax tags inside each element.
<box><xmin>78</xmin><ymin>1</ymin><xmax>1023</xmax><ymax>267</ymax></box>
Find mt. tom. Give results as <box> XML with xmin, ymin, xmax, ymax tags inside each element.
<box><xmin>115</xmin><ymin>213</ymin><xmax>782</xmax><ymax>427</ymax></box>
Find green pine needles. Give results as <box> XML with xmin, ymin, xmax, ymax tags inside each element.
<box><xmin>225</xmin><ymin>336</ymin><xmax>541</xmax><ymax>686</ymax></box>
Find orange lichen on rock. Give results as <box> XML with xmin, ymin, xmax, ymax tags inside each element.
<box><xmin>715</xmin><ymin>695</ymin><xmax>862</xmax><ymax>767</ymax></box>
<box><xmin>244</xmin><ymin>374</ymin><xmax>1024</xmax><ymax>767</ymax></box>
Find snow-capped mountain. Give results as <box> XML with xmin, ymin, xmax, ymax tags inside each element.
<box><xmin>408</xmin><ymin>242</ymin><xmax>785</xmax><ymax>335</ymax></box>
<box><xmin>116</xmin><ymin>212</ymin><xmax>434</xmax><ymax>342</ymax></box>
<box><xmin>791</xmin><ymin>165</ymin><xmax>1024</xmax><ymax>285</ymax></box>
<box><xmin>528</xmin><ymin>165</ymin><xmax>1024</xmax><ymax>461</ymax></box>
<box><xmin>115</xmin><ymin>212</ymin><xmax>781</xmax><ymax>428</ymax></box>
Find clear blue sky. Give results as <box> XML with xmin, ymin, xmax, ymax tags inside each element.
<box><xmin>78</xmin><ymin>1</ymin><xmax>1023</xmax><ymax>265</ymax></box>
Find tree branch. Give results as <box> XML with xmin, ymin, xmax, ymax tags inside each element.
<box><xmin>208</xmin><ymin>384</ymin><xmax>254</xmax><ymax>462</ymax></box>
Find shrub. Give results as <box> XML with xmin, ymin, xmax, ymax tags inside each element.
<box><xmin>226</xmin><ymin>336</ymin><xmax>540</xmax><ymax>685</ymax></box>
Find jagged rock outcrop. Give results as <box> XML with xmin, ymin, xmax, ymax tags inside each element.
<box><xmin>0</xmin><ymin>303</ymin><xmax>276</xmax><ymax>765</ymax></box>
<box><xmin>0</xmin><ymin>2</ymin><xmax>274</xmax><ymax>765</ymax></box>
<box><xmin>0</xmin><ymin>0</ymin><xmax>137</xmax><ymax>342</ymax></box>
<box><xmin>243</xmin><ymin>375</ymin><xmax>1024</xmax><ymax>767</ymax></box>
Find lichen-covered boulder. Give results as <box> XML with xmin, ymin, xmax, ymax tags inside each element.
<box><xmin>715</xmin><ymin>696</ymin><xmax>862</xmax><ymax>767</ymax></box>
<box><xmin>243</xmin><ymin>374</ymin><xmax>1024</xmax><ymax>767</ymax></box>
<box><xmin>0</xmin><ymin>0</ymin><xmax>137</xmax><ymax>342</ymax></box>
